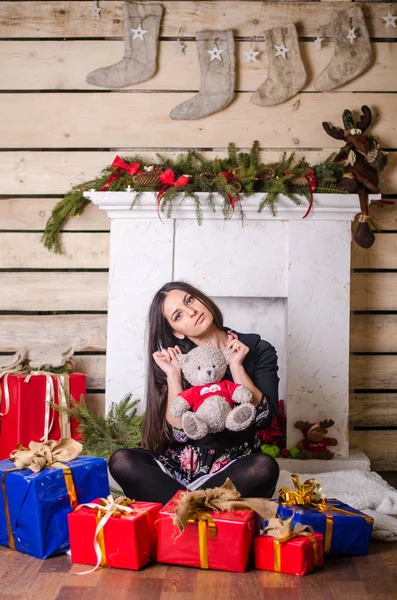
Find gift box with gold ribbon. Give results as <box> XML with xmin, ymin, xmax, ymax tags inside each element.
<box><xmin>157</xmin><ymin>478</ymin><xmax>277</xmax><ymax>572</ymax></box>
<box><xmin>68</xmin><ymin>497</ymin><xmax>162</xmax><ymax>572</ymax></box>
<box><xmin>0</xmin><ymin>371</ymin><xmax>85</xmax><ymax>459</ymax></box>
<box><xmin>254</xmin><ymin>518</ymin><xmax>324</xmax><ymax>575</ymax></box>
<box><xmin>0</xmin><ymin>439</ymin><xmax>109</xmax><ymax>559</ymax></box>
<box><xmin>276</xmin><ymin>474</ymin><xmax>373</xmax><ymax>556</ymax></box>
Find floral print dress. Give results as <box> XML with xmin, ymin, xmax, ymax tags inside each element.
<box><xmin>156</xmin><ymin>330</ymin><xmax>279</xmax><ymax>491</ymax></box>
<box><xmin>157</xmin><ymin>397</ymin><xmax>272</xmax><ymax>490</ymax></box>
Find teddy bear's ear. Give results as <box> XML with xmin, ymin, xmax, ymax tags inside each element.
<box><xmin>221</xmin><ymin>348</ymin><xmax>232</xmax><ymax>364</ymax></box>
<box><xmin>172</xmin><ymin>353</ymin><xmax>189</xmax><ymax>368</ymax></box>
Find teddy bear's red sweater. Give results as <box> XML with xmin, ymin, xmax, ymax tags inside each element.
<box><xmin>178</xmin><ymin>380</ymin><xmax>241</xmax><ymax>412</ymax></box>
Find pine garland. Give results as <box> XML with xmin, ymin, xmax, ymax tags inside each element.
<box><xmin>53</xmin><ymin>394</ymin><xmax>144</xmax><ymax>460</ymax></box>
<box><xmin>43</xmin><ymin>142</ymin><xmax>349</xmax><ymax>253</ymax></box>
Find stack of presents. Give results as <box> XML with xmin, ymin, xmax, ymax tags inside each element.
<box><xmin>0</xmin><ymin>368</ymin><xmax>373</xmax><ymax>576</ymax></box>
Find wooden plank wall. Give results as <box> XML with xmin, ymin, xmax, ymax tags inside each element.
<box><xmin>0</xmin><ymin>1</ymin><xmax>396</xmax><ymax>468</ymax></box>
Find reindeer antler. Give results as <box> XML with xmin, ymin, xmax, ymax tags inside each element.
<box><xmin>319</xmin><ymin>419</ymin><xmax>335</xmax><ymax>430</ymax></box>
<box><xmin>356</xmin><ymin>105</ymin><xmax>372</xmax><ymax>133</ymax></box>
<box><xmin>294</xmin><ymin>420</ymin><xmax>311</xmax><ymax>431</ymax></box>
<box><xmin>322</xmin><ymin>121</ymin><xmax>345</xmax><ymax>140</ymax></box>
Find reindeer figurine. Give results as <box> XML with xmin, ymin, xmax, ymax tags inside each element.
<box><xmin>294</xmin><ymin>420</ymin><xmax>338</xmax><ymax>460</ymax></box>
<box><xmin>322</xmin><ymin>105</ymin><xmax>387</xmax><ymax>249</ymax></box>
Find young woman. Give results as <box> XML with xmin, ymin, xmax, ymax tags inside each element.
<box><xmin>109</xmin><ymin>281</ymin><xmax>280</xmax><ymax>504</ymax></box>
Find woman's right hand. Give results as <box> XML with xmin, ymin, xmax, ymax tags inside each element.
<box><xmin>152</xmin><ymin>346</ymin><xmax>182</xmax><ymax>378</ymax></box>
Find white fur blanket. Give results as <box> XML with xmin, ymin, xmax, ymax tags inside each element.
<box><xmin>275</xmin><ymin>469</ymin><xmax>397</xmax><ymax>542</ymax></box>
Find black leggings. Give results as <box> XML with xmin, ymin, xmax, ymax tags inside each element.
<box><xmin>108</xmin><ymin>448</ymin><xmax>280</xmax><ymax>505</ymax></box>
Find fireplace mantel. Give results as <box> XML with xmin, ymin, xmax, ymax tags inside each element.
<box><xmin>85</xmin><ymin>191</ymin><xmax>380</xmax><ymax>457</ymax></box>
<box><xmin>86</xmin><ymin>191</ymin><xmax>372</xmax><ymax>221</ymax></box>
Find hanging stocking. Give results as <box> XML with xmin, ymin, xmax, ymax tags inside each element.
<box><xmin>251</xmin><ymin>24</ymin><xmax>306</xmax><ymax>107</ymax></box>
<box><xmin>86</xmin><ymin>2</ymin><xmax>163</xmax><ymax>88</ymax></box>
<box><xmin>314</xmin><ymin>6</ymin><xmax>372</xmax><ymax>91</ymax></box>
<box><xmin>170</xmin><ymin>29</ymin><xmax>235</xmax><ymax>120</ymax></box>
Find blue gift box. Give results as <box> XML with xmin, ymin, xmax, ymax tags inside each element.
<box><xmin>0</xmin><ymin>456</ymin><xmax>110</xmax><ymax>559</ymax></box>
<box><xmin>276</xmin><ymin>499</ymin><xmax>373</xmax><ymax>556</ymax></box>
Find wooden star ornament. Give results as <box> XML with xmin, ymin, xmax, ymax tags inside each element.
<box><xmin>382</xmin><ymin>9</ymin><xmax>397</xmax><ymax>28</ymax></box>
<box><xmin>131</xmin><ymin>23</ymin><xmax>148</xmax><ymax>41</ymax></box>
<box><xmin>207</xmin><ymin>45</ymin><xmax>224</xmax><ymax>62</ymax></box>
<box><xmin>244</xmin><ymin>48</ymin><xmax>260</xmax><ymax>63</ymax></box>
<box><xmin>274</xmin><ymin>43</ymin><xmax>289</xmax><ymax>60</ymax></box>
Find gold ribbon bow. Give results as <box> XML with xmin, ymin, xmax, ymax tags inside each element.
<box><xmin>278</xmin><ymin>474</ymin><xmax>373</xmax><ymax>553</ymax></box>
<box><xmin>278</xmin><ymin>474</ymin><xmax>326</xmax><ymax>508</ymax></box>
<box><xmin>262</xmin><ymin>517</ymin><xmax>319</xmax><ymax>572</ymax></box>
<box><xmin>2</xmin><ymin>438</ymin><xmax>82</xmax><ymax>550</ymax></box>
<box><xmin>75</xmin><ymin>495</ymin><xmax>144</xmax><ymax>575</ymax></box>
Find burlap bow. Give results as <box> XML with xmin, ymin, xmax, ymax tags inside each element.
<box><xmin>262</xmin><ymin>517</ymin><xmax>314</xmax><ymax>539</ymax></box>
<box><xmin>173</xmin><ymin>477</ymin><xmax>277</xmax><ymax>532</ymax></box>
<box><xmin>10</xmin><ymin>438</ymin><xmax>83</xmax><ymax>472</ymax></box>
<box><xmin>261</xmin><ymin>517</ymin><xmax>319</xmax><ymax>572</ymax></box>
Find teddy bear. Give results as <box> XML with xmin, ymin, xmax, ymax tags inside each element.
<box><xmin>169</xmin><ymin>345</ymin><xmax>256</xmax><ymax>440</ymax></box>
<box><xmin>293</xmin><ymin>420</ymin><xmax>338</xmax><ymax>459</ymax></box>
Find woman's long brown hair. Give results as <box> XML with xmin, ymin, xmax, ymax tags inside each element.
<box><xmin>142</xmin><ymin>281</ymin><xmax>224</xmax><ymax>454</ymax></box>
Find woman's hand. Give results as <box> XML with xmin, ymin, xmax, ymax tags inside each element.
<box><xmin>152</xmin><ymin>345</ymin><xmax>182</xmax><ymax>379</ymax></box>
<box><xmin>226</xmin><ymin>332</ymin><xmax>250</xmax><ymax>367</ymax></box>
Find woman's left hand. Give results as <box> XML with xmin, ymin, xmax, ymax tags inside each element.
<box><xmin>226</xmin><ymin>332</ymin><xmax>249</xmax><ymax>367</ymax></box>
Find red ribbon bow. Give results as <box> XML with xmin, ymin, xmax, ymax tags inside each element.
<box><xmin>301</xmin><ymin>169</ymin><xmax>317</xmax><ymax>219</ymax></box>
<box><xmin>219</xmin><ymin>172</ymin><xmax>239</xmax><ymax>212</ymax></box>
<box><xmin>99</xmin><ymin>156</ymin><xmax>141</xmax><ymax>191</ymax></box>
<box><xmin>156</xmin><ymin>169</ymin><xmax>190</xmax><ymax>216</ymax></box>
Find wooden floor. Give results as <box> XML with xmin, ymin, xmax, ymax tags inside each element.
<box><xmin>1</xmin><ymin>472</ymin><xmax>397</xmax><ymax>600</ymax></box>
<box><xmin>1</xmin><ymin>540</ymin><xmax>397</xmax><ymax>600</ymax></box>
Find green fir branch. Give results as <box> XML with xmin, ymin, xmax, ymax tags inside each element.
<box><xmin>52</xmin><ymin>394</ymin><xmax>144</xmax><ymax>460</ymax></box>
<box><xmin>42</xmin><ymin>141</ymin><xmax>371</xmax><ymax>252</ymax></box>
<box><xmin>41</xmin><ymin>188</ymin><xmax>91</xmax><ymax>254</ymax></box>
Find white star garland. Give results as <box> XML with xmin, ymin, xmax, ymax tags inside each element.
<box><xmin>347</xmin><ymin>27</ymin><xmax>356</xmax><ymax>45</ymax></box>
<box><xmin>207</xmin><ymin>44</ymin><xmax>224</xmax><ymax>62</ymax></box>
<box><xmin>382</xmin><ymin>9</ymin><xmax>397</xmax><ymax>29</ymax></box>
<box><xmin>131</xmin><ymin>23</ymin><xmax>148</xmax><ymax>41</ymax></box>
<box><xmin>244</xmin><ymin>48</ymin><xmax>260</xmax><ymax>63</ymax></box>
<box><xmin>89</xmin><ymin>1</ymin><xmax>101</xmax><ymax>19</ymax></box>
<box><xmin>274</xmin><ymin>43</ymin><xmax>289</xmax><ymax>60</ymax></box>
<box><xmin>314</xmin><ymin>35</ymin><xmax>323</xmax><ymax>52</ymax></box>
<box><xmin>173</xmin><ymin>40</ymin><xmax>186</xmax><ymax>55</ymax></box>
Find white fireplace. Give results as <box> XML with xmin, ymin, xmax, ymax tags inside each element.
<box><xmin>85</xmin><ymin>191</ymin><xmax>380</xmax><ymax>459</ymax></box>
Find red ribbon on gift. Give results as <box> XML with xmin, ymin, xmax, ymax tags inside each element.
<box><xmin>301</xmin><ymin>169</ymin><xmax>317</xmax><ymax>219</ymax></box>
<box><xmin>219</xmin><ymin>171</ymin><xmax>239</xmax><ymax>212</ymax></box>
<box><xmin>156</xmin><ymin>169</ymin><xmax>190</xmax><ymax>217</ymax></box>
<box><xmin>99</xmin><ymin>156</ymin><xmax>141</xmax><ymax>191</ymax></box>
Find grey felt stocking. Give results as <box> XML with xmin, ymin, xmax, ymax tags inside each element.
<box><xmin>314</xmin><ymin>6</ymin><xmax>372</xmax><ymax>92</ymax></box>
<box><xmin>251</xmin><ymin>24</ymin><xmax>306</xmax><ymax>107</ymax></box>
<box><xmin>86</xmin><ymin>2</ymin><xmax>163</xmax><ymax>88</ymax></box>
<box><xmin>170</xmin><ymin>30</ymin><xmax>235</xmax><ymax>120</ymax></box>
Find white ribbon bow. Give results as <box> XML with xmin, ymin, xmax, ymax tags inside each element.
<box><xmin>75</xmin><ymin>495</ymin><xmax>136</xmax><ymax>575</ymax></box>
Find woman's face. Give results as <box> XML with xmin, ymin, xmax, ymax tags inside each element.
<box><xmin>162</xmin><ymin>289</ymin><xmax>214</xmax><ymax>339</ymax></box>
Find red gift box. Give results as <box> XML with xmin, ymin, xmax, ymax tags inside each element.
<box><xmin>254</xmin><ymin>532</ymin><xmax>324</xmax><ymax>576</ymax></box>
<box><xmin>157</xmin><ymin>491</ymin><xmax>255</xmax><ymax>572</ymax></box>
<box><xmin>0</xmin><ymin>373</ymin><xmax>85</xmax><ymax>459</ymax></box>
<box><xmin>68</xmin><ymin>499</ymin><xmax>162</xmax><ymax>570</ymax></box>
